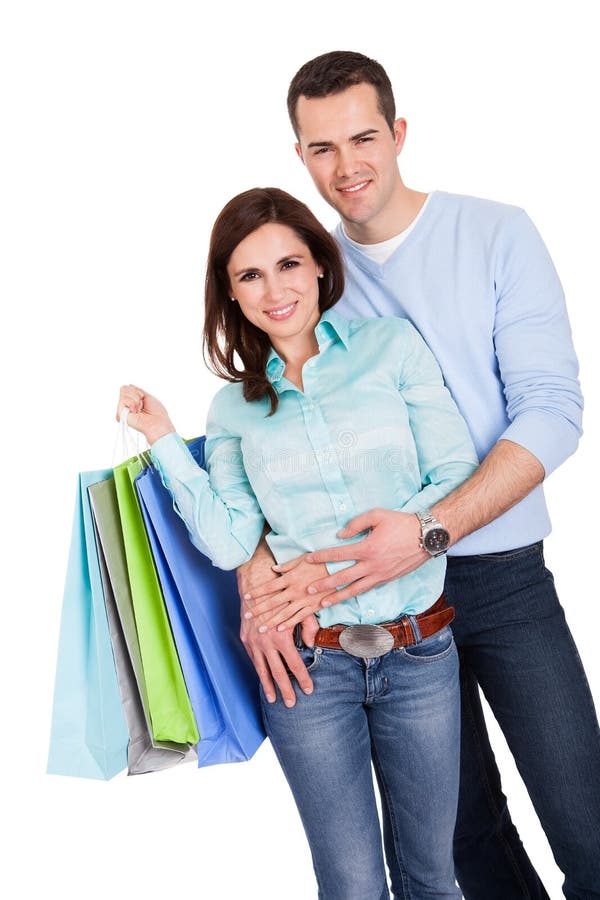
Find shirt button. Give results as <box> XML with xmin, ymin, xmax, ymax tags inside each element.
<box><xmin>308</xmin><ymin>404</ymin><xmax>315</xmax><ymax>412</ymax></box>
<box><xmin>339</xmin><ymin>502</ymin><xmax>347</xmax><ymax>511</ymax></box>
<box><xmin>308</xmin><ymin>359</ymin><xmax>316</xmax><ymax>367</ymax></box>
<box><xmin>368</xmin><ymin>608</ymin><xmax>375</xmax><ymax>616</ymax></box>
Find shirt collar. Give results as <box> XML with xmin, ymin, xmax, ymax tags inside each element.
<box><xmin>266</xmin><ymin>307</ymin><xmax>350</xmax><ymax>387</ymax></box>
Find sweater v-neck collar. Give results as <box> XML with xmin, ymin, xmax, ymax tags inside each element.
<box><xmin>336</xmin><ymin>190</ymin><xmax>441</xmax><ymax>278</ymax></box>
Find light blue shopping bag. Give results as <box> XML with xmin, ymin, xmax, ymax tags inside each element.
<box><xmin>47</xmin><ymin>470</ymin><xmax>129</xmax><ymax>780</ymax></box>
<box><xmin>135</xmin><ymin>438</ymin><xmax>265</xmax><ymax>766</ymax></box>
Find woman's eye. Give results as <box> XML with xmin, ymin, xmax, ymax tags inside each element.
<box><xmin>282</xmin><ymin>260</ymin><xmax>300</xmax><ymax>270</ymax></box>
<box><xmin>240</xmin><ymin>272</ymin><xmax>260</xmax><ymax>281</ymax></box>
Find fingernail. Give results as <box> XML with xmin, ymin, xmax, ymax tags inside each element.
<box><xmin>244</xmin><ymin>611</ymin><xmax>253</xmax><ymax>619</ymax></box>
<box><xmin>243</xmin><ymin>593</ymin><xmax>252</xmax><ymax>601</ymax></box>
<box><xmin>272</xmin><ymin>564</ymin><xmax>281</xmax><ymax>571</ymax></box>
<box><xmin>284</xmin><ymin>699</ymin><xmax>295</xmax><ymax>708</ymax></box>
<box><xmin>306</xmin><ymin>554</ymin><xmax>314</xmax><ymax>563</ymax></box>
<box><xmin>308</xmin><ymin>586</ymin><xmax>317</xmax><ymax>595</ymax></box>
<box><xmin>258</xmin><ymin>625</ymin><xmax>268</xmax><ymax>633</ymax></box>
<box><xmin>321</xmin><ymin>601</ymin><xmax>331</xmax><ymax>607</ymax></box>
<box><xmin>304</xmin><ymin>687</ymin><xmax>313</xmax><ymax>695</ymax></box>
<box><xmin>266</xmin><ymin>694</ymin><xmax>276</xmax><ymax>703</ymax></box>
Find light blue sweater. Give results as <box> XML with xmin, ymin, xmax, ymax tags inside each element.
<box><xmin>335</xmin><ymin>191</ymin><xmax>583</xmax><ymax>555</ymax></box>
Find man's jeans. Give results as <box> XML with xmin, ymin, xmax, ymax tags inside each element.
<box><xmin>261</xmin><ymin>625</ymin><xmax>462</xmax><ymax>900</ymax></box>
<box><xmin>445</xmin><ymin>542</ymin><xmax>600</xmax><ymax>899</ymax></box>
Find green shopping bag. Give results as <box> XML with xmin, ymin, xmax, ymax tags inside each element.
<box><xmin>112</xmin><ymin>456</ymin><xmax>199</xmax><ymax>745</ymax></box>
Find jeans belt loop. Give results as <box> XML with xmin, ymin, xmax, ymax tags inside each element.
<box><xmin>406</xmin><ymin>614</ymin><xmax>423</xmax><ymax>645</ymax></box>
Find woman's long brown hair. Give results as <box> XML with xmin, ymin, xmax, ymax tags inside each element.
<box><xmin>203</xmin><ymin>187</ymin><xmax>345</xmax><ymax>415</ymax></box>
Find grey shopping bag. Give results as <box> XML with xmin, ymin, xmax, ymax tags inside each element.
<box><xmin>89</xmin><ymin>478</ymin><xmax>196</xmax><ymax>774</ymax></box>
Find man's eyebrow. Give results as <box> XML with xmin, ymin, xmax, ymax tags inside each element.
<box><xmin>306</xmin><ymin>128</ymin><xmax>380</xmax><ymax>149</ymax></box>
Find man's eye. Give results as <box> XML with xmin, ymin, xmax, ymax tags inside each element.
<box><xmin>356</xmin><ymin>137</ymin><xmax>373</xmax><ymax>144</ymax></box>
<box><xmin>314</xmin><ymin>147</ymin><xmax>331</xmax><ymax>155</ymax></box>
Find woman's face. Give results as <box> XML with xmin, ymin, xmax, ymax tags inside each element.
<box><xmin>226</xmin><ymin>222</ymin><xmax>323</xmax><ymax>350</ymax></box>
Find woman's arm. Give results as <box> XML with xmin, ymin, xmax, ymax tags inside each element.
<box><xmin>118</xmin><ymin>385</ymin><xmax>265</xmax><ymax>571</ymax></box>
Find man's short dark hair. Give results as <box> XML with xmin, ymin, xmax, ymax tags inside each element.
<box><xmin>287</xmin><ymin>50</ymin><xmax>396</xmax><ymax>139</ymax></box>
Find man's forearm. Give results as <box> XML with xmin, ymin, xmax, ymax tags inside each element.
<box><xmin>432</xmin><ymin>438</ymin><xmax>545</xmax><ymax>546</ymax></box>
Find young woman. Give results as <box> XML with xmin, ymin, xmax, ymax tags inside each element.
<box><xmin>118</xmin><ymin>187</ymin><xmax>478</xmax><ymax>900</ymax></box>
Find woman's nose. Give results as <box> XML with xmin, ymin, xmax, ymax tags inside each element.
<box><xmin>263</xmin><ymin>275</ymin><xmax>286</xmax><ymax>304</ymax></box>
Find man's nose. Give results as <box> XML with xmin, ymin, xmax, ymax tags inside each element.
<box><xmin>336</xmin><ymin>145</ymin><xmax>359</xmax><ymax>179</ymax></box>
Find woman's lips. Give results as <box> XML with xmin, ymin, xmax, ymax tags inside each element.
<box><xmin>264</xmin><ymin>301</ymin><xmax>298</xmax><ymax>321</ymax></box>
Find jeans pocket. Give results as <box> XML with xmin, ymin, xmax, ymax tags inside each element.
<box><xmin>399</xmin><ymin>626</ymin><xmax>455</xmax><ymax>662</ymax></box>
<box><xmin>472</xmin><ymin>541</ymin><xmax>542</xmax><ymax>562</ymax></box>
<box><xmin>297</xmin><ymin>645</ymin><xmax>322</xmax><ymax>673</ymax></box>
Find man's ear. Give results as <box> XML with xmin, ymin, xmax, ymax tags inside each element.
<box><xmin>393</xmin><ymin>118</ymin><xmax>408</xmax><ymax>156</ymax></box>
<box><xmin>295</xmin><ymin>142</ymin><xmax>305</xmax><ymax>165</ymax></box>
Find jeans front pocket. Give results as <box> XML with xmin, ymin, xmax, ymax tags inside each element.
<box><xmin>297</xmin><ymin>644</ymin><xmax>323</xmax><ymax>673</ymax></box>
<box><xmin>472</xmin><ymin>541</ymin><xmax>543</xmax><ymax>562</ymax></box>
<box><xmin>398</xmin><ymin>626</ymin><xmax>455</xmax><ymax>663</ymax></box>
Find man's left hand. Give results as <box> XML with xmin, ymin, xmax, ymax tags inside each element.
<box><xmin>298</xmin><ymin>509</ymin><xmax>430</xmax><ymax>605</ymax></box>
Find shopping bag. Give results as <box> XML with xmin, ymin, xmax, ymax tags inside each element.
<box><xmin>47</xmin><ymin>470</ymin><xmax>128</xmax><ymax>780</ymax></box>
<box><xmin>112</xmin><ymin>456</ymin><xmax>199</xmax><ymax>745</ymax></box>
<box><xmin>135</xmin><ymin>437</ymin><xmax>265</xmax><ymax>766</ymax></box>
<box><xmin>89</xmin><ymin>478</ymin><xmax>196</xmax><ymax>774</ymax></box>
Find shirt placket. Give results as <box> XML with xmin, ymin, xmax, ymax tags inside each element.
<box><xmin>301</xmin><ymin>355</ymin><xmax>378</xmax><ymax>625</ymax></box>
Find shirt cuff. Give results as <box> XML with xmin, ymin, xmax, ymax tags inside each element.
<box><xmin>150</xmin><ymin>432</ymin><xmax>202</xmax><ymax>485</ymax></box>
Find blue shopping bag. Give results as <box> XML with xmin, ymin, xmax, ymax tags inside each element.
<box><xmin>47</xmin><ymin>470</ymin><xmax>129</xmax><ymax>780</ymax></box>
<box><xmin>135</xmin><ymin>438</ymin><xmax>265</xmax><ymax>766</ymax></box>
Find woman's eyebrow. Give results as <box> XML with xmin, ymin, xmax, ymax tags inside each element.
<box><xmin>232</xmin><ymin>254</ymin><xmax>305</xmax><ymax>277</ymax></box>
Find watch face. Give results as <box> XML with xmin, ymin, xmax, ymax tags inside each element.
<box><xmin>424</xmin><ymin>527</ymin><xmax>450</xmax><ymax>554</ymax></box>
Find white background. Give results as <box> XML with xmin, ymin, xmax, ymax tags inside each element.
<box><xmin>1</xmin><ymin>2</ymin><xmax>599</xmax><ymax>897</ymax></box>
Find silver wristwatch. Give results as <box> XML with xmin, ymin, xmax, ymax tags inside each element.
<box><xmin>416</xmin><ymin>510</ymin><xmax>450</xmax><ymax>558</ymax></box>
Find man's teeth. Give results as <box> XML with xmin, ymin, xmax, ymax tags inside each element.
<box><xmin>341</xmin><ymin>181</ymin><xmax>368</xmax><ymax>193</ymax></box>
<box><xmin>268</xmin><ymin>303</ymin><xmax>295</xmax><ymax>317</ymax></box>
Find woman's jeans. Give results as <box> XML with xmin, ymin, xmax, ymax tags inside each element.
<box><xmin>261</xmin><ymin>625</ymin><xmax>462</xmax><ymax>900</ymax></box>
<box><xmin>445</xmin><ymin>542</ymin><xmax>600</xmax><ymax>900</ymax></box>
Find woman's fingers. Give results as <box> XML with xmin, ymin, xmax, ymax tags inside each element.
<box><xmin>116</xmin><ymin>384</ymin><xmax>146</xmax><ymax>419</ymax></box>
<box><xmin>244</xmin><ymin>574</ymin><xmax>289</xmax><ymax>604</ymax></box>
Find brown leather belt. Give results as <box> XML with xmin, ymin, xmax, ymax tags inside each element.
<box><xmin>312</xmin><ymin>595</ymin><xmax>454</xmax><ymax>658</ymax></box>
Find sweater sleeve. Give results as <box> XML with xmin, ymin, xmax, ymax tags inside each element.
<box><xmin>150</xmin><ymin>397</ymin><xmax>265</xmax><ymax>571</ymax></box>
<box><xmin>493</xmin><ymin>210</ymin><xmax>583</xmax><ymax>475</ymax></box>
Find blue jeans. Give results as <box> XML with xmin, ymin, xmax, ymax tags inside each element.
<box><xmin>261</xmin><ymin>625</ymin><xmax>462</xmax><ymax>900</ymax></box>
<box><xmin>444</xmin><ymin>542</ymin><xmax>600</xmax><ymax>899</ymax></box>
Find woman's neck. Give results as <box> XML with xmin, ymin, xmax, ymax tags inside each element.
<box><xmin>272</xmin><ymin>330</ymin><xmax>319</xmax><ymax>392</ymax></box>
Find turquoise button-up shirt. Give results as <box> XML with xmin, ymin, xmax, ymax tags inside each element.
<box><xmin>151</xmin><ymin>308</ymin><xmax>478</xmax><ymax>626</ymax></box>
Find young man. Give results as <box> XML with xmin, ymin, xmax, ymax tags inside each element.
<box><xmin>238</xmin><ymin>51</ymin><xmax>600</xmax><ymax>898</ymax></box>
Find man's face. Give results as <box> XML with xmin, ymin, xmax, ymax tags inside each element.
<box><xmin>294</xmin><ymin>83</ymin><xmax>405</xmax><ymax>233</ymax></box>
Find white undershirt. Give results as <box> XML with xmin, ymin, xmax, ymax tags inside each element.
<box><xmin>343</xmin><ymin>193</ymin><xmax>431</xmax><ymax>264</ymax></box>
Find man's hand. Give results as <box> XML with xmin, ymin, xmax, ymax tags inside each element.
<box><xmin>244</xmin><ymin>555</ymin><xmax>336</xmax><ymax>632</ymax></box>
<box><xmin>300</xmin><ymin>509</ymin><xmax>429</xmax><ymax>605</ymax></box>
<box><xmin>237</xmin><ymin>538</ymin><xmax>318</xmax><ymax>707</ymax></box>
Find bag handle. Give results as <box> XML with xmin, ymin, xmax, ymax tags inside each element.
<box><xmin>113</xmin><ymin>406</ymin><xmax>151</xmax><ymax>468</ymax></box>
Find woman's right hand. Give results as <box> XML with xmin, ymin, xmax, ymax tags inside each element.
<box><xmin>116</xmin><ymin>384</ymin><xmax>176</xmax><ymax>446</ymax></box>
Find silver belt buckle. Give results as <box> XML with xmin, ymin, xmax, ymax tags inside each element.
<box><xmin>338</xmin><ymin>624</ymin><xmax>395</xmax><ymax>658</ymax></box>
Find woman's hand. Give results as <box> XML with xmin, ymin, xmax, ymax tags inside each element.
<box><xmin>117</xmin><ymin>384</ymin><xmax>175</xmax><ymax>445</ymax></box>
<box><xmin>243</xmin><ymin>554</ymin><xmax>341</xmax><ymax>633</ymax></box>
